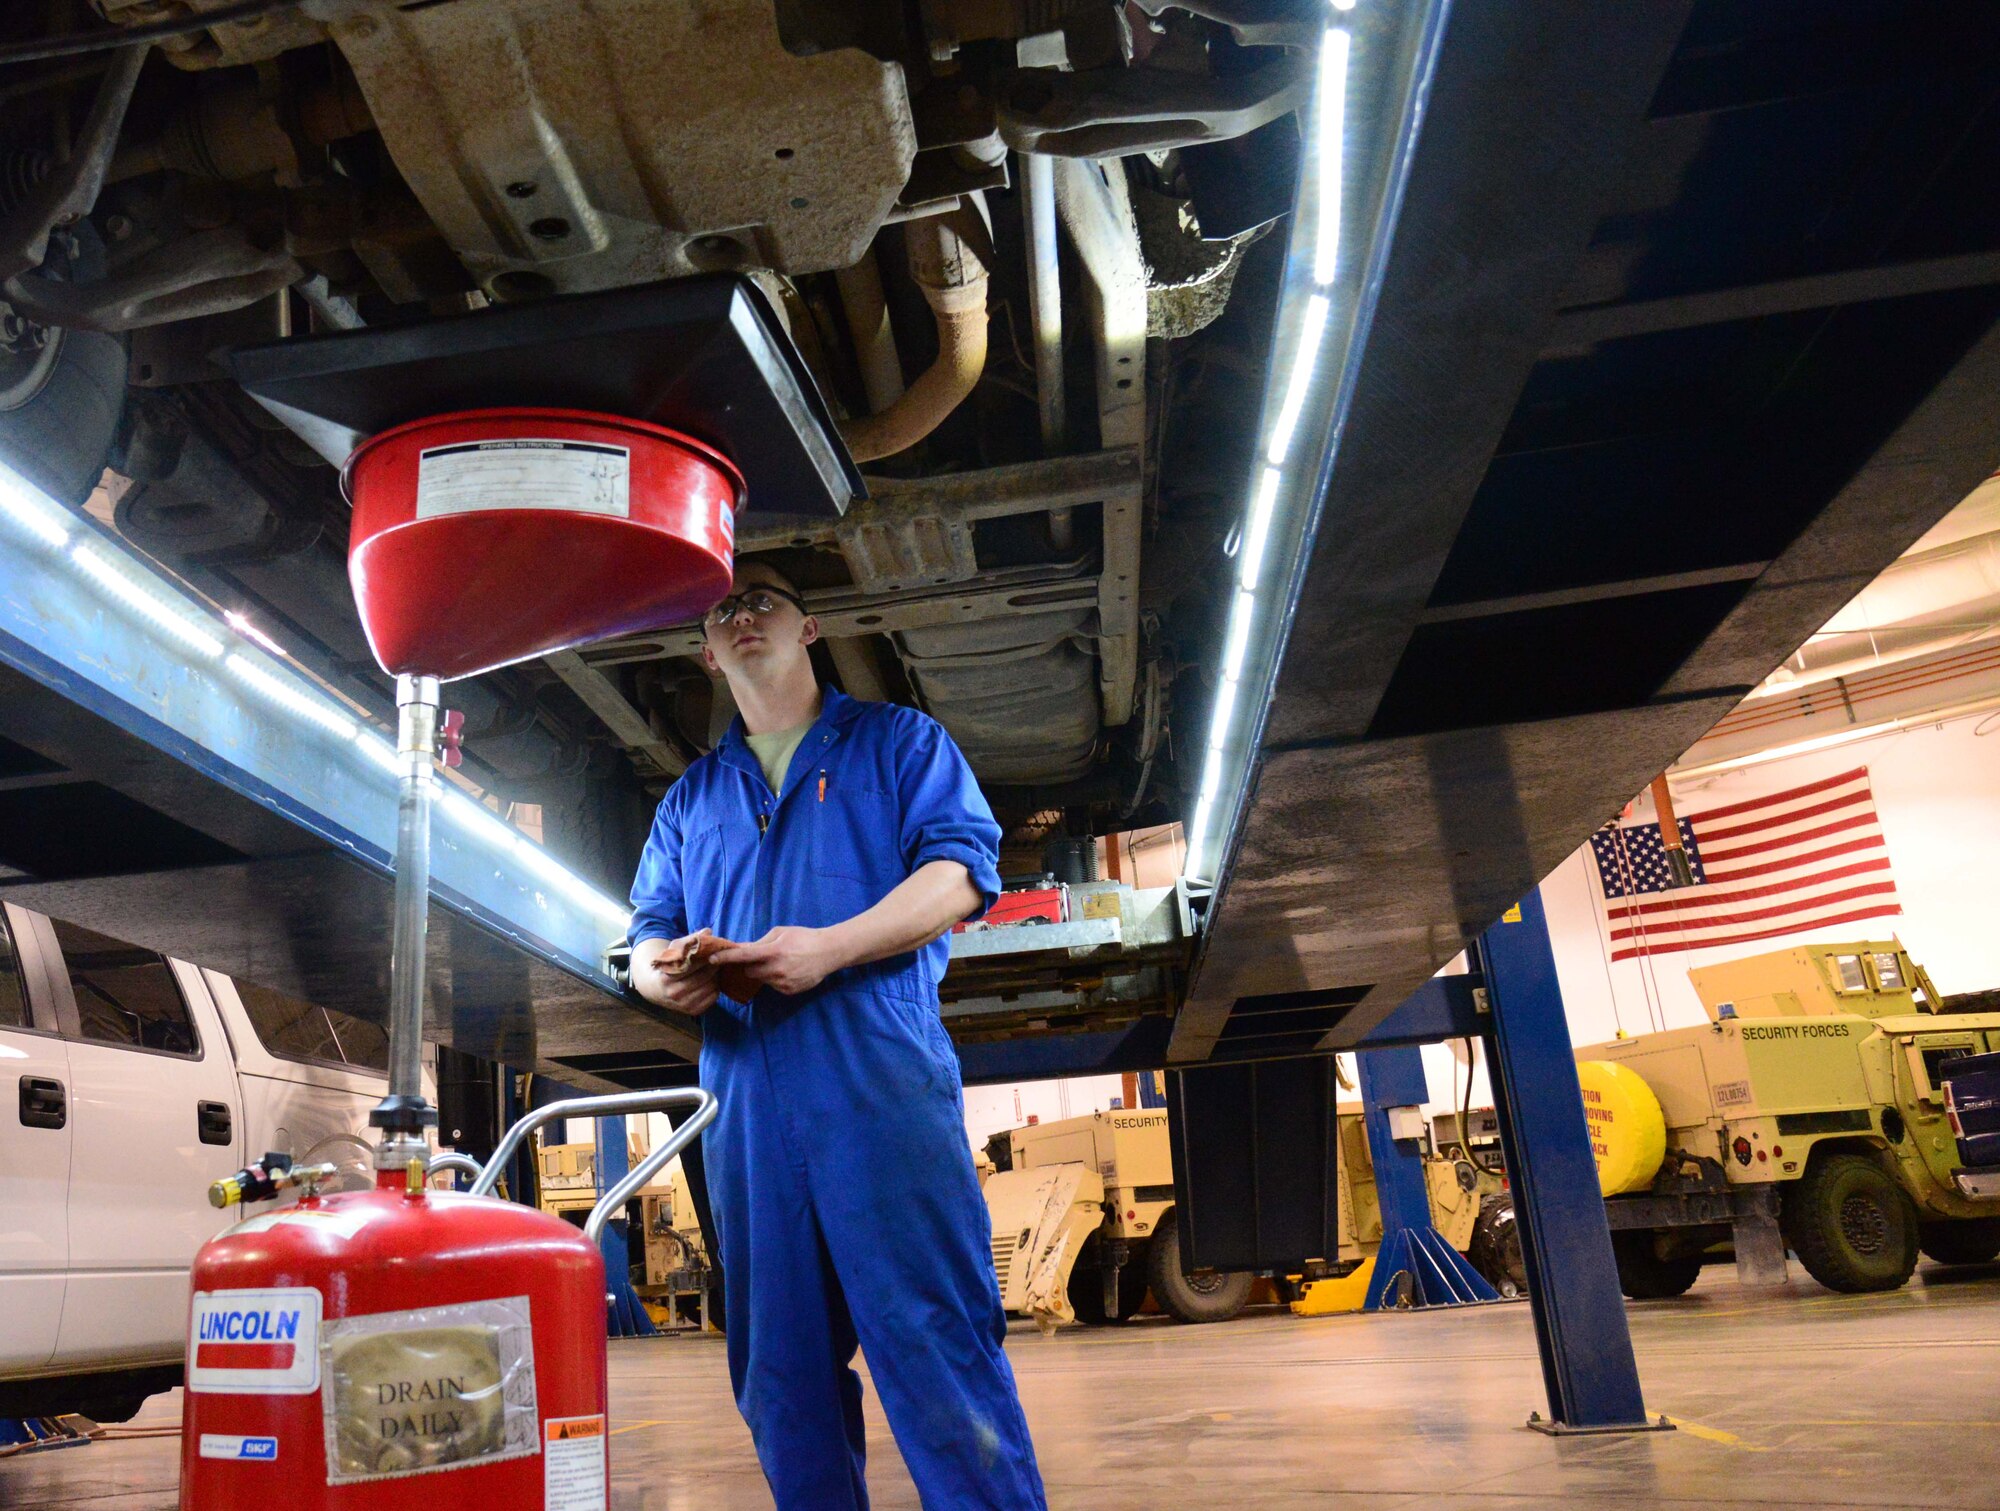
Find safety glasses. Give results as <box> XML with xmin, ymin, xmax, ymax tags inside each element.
<box><xmin>703</xmin><ymin>586</ymin><xmax>807</xmax><ymax>630</ymax></box>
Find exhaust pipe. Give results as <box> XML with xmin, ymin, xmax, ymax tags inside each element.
<box><xmin>839</xmin><ymin>205</ymin><xmax>990</xmax><ymax>463</ymax></box>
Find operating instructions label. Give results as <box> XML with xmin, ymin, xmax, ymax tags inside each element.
<box><xmin>544</xmin><ymin>1414</ymin><xmax>607</xmax><ymax>1509</ymax></box>
<box><xmin>416</xmin><ymin>439</ymin><xmax>631</xmax><ymax>520</ymax></box>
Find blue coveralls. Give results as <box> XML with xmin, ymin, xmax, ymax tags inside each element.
<box><xmin>628</xmin><ymin>687</ymin><xmax>1046</xmax><ymax>1510</ymax></box>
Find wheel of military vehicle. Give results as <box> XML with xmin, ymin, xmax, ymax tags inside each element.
<box><xmin>1918</xmin><ymin>1217</ymin><xmax>2000</xmax><ymax>1267</ymax></box>
<box><xmin>1146</xmin><ymin>1210</ymin><xmax>1253</xmax><ymax>1323</ymax></box>
<box><xmin>1783</xmin><ymin>1153</ymin><xmax>1920</xmax><ymax>1293</ymax></box>
<box><xmin>1468</xmin><ymin>1191</ymin><xmax>1527</xmax><ymax>1298</ymax></box>
<box><xmin>1610</xmin><ymin>1229</ymin><xmax>1703</xmax><ymax>1299</ymax></box>
<box><xmin>1067</xmin><ymin>1233</ymin><xmax>1148</xmax><ymax>1325</ymax></box>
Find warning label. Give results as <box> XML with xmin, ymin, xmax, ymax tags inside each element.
<box><xmin>1583</xmin><ymin>1084</ymin><xmax>1613</xmax><ymax>1161</ymax></box>
<box><xmin>544</xmin><ymin>1415</ymin><xmax>607</xmax><ymax>1510</ymax></box>
<box><xmin>416</xmin><ymin>440</ymin><xmax>631</xmax><ymax>521</ymax></box>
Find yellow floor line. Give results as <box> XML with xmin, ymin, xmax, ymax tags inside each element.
<box><xmin>610</xmin><ymin>1419</ymin><xmax>688</xmax><ymax>1436</ymax></box>
<box><xmin>1661</xmin><ymin>1415</ymin><xmax>1767</xmax><ymax>1450</ymax></box>
<box><xmin>1764</xmin><ymin>1419</ymin><xmax>2000</xmax><ymax>1430</ymax></box>
<box><xmin>1656</xmin><ymin>1413</ymin><xmax>2000</xmax><ymax>1443</ymax></box>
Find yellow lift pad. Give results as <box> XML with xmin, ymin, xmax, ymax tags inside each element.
<box><xmin>1291</xmin><ymin>1257</ymin><xmax>1375</xmax><ymax>1316</ymax></box>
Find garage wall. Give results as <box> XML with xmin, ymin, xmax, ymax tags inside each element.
<box><xmin>961</xmin><ymin>1076</ymin><xmax>1125</xmax><ymax>1152</ymax></box>
<box><xmin>1409</xmin><ymin>705</ymin><xmax>2000</xmax><ymax>1115</ymax></box>
<box><xmin>960</xmin><ymin>711</ymin><xmax>2000</xmax><ymax>1132</ymax></box>
<box><xmin>1543</xmin><ymin>708</ymin><xmax>2000</xmax><ymax>1045</ymax></box>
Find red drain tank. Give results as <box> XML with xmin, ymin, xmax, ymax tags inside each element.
<box><xmin>346</xmin><ymin>408</ymin><xmax>741</xmax><ymax>680</ymax></box>
<box><xmin>180</xmin><ymin>1173</ymin><xmax>608</xmax><ymax>1509</ymax></box>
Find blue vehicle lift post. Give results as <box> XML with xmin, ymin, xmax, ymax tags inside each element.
<box><xmin>595</xmin><ymin>1113</ymin><xmax>659</xmax><ymax>1338</ymax></box>
<box><xmin>1357</xmin><ymin>1045</ymin><xmax>1499</xmax><ymax>1310</ymax></box>
<box><xmin>1475</xmin><ymin>886</ymin><xmax>1666</xmax><ymax>1434</ymax></box>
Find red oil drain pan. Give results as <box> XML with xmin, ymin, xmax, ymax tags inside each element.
<box><xmin>345</xmin><ymin>407</ymin><xmax>741</xmax><ymax>680</ymax></box>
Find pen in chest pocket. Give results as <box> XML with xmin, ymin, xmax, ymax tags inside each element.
<box><xmin>818</xmin><ymin>772</ymin><xmax>826</xmax><ymax>802</ymax></box>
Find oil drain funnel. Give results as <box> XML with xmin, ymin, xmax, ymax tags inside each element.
<box><xmin>344</xmin><ymin>405</ymin><xmax>740</xmax><ymax>1149</ymax></box>
<box><xmin>177</xmin><ymin>290</ymin><xmax>807</xmax><ymax>1510</ymax></box>
<box><xmin>180</xmin><ymin>399</ymin><xmax>736</xmax><ymax>1505</ymax></box>
<box><xmin>345</xmin><ymin>407</ymin><xmax>741</xmax><ymax>680</ymax></box>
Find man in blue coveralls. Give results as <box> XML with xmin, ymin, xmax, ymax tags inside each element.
<box><xmin>627</xmin><ymin>559</ymin><xmax>1046</xmax><ymax>1510</ymax></box>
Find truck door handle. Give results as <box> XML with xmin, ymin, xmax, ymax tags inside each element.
<box><xmin>19</xmin><ymin>1076</ymin><xmax>65</xmax><ymax>1130</ymax></box>
<box><xmin>198</xmin><ymin>1100</ymin><xmax>233</xmax><ymax>1146</ymax></box>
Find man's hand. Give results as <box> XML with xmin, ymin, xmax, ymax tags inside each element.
<box><xmin>631</xmin><ymin>932</ymin><xmax>721</xmax><ymax>1018</ymax></box>
<box><xmin>640</xmin><ymin>861</ymin><xmax>975</xmax><ymax>1006</ymax></box>
<box><xmin>710</xmin><ymin>926</ymin><xmax>844</xmax><ymax>998</ymax></box>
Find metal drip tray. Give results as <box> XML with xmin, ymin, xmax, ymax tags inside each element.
<box><xmin>228</xmin><ymin>274</ymin><xmax>861</xmax><ymax>518</ymax></box>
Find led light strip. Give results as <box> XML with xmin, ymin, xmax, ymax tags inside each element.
<box><xmin>0</xmin><ymin>463</ymin><xmax>634</xmax><ymax>932</ymax></box>
<box><xmin>1182</xmin><ymin>15</ymin><xmax>1354</xmax><ymax>885</ymax></box>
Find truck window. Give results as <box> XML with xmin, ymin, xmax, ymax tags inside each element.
<box><xmin>1832</xmin><ymin>954</ymin><xmax>1867</xmax><ymax>992</ymax></box>
<box><xmin>329</xmin><ymin>1012</ymin><xmax>389</xmax><ymax>1074</ymax></box>
<box><xmin>1871</xmin><ymin>952</ymin><xmax>1905</xmax><ymax>990</ymax></box>
<box><xmin>0</xmin><ymin>914</ymin><xmax>27</xmax><ymax>1030</ymax></box>
<box><xmin>234</xmin><ymin>978</ymin><xmax>390</xmax><ymax>1074</ymax></box>
<box><xmin>1921</xmin><ymin>1046</ymin><xmax>1974</xmax><ymax>1092</ymax></box>
<box><xmin>52</xmin><ymin>918</ymin><xmax>199</xmax><ymax>1056</ymax></box>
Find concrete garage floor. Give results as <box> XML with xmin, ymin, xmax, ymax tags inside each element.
<box><xmin>7</xmin><ymin>1264</ymin><xmax>1998</xmax><ymax>1510</ymax></box>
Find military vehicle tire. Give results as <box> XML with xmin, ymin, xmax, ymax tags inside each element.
<box><xmin>1918</xmin><ymin>1217</ymin><xmax>2000</xmax><ymax>1267</ymax></box>
<box><xmin>1146</xmin><ymin>1210</ymin><xmax>1252</xmax><ymax>1323</ymax></box>
<box><xmin>1468</xmin><ymin>1192</ymin><xmax>1526</xmax><ymax>1297</ymax></box>
<box><xmin>1783</xmin><ymin>1153</ymin><xmax>1920</xmax><ymax>1293</ymax></box>
<box><xmin>1067</xmin><ymin>1233</ymin><xmax>1148</xmax><ymax>1324</ymax></box>
<box><xmin>1610</xmin><ymin>1229</ymin><xmax>1702</xmax><ymax>1299</ymax></box>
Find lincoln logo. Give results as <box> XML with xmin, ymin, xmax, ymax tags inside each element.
<box><xmin>198</xmin><ymin>1308</ymin><xmax>303</xmax><ymax>1343</ymax></box>
<box><xmin>195</xmin><ymin>1306</ymin><xmax>303</xmax><ymax>1370</ymax></box>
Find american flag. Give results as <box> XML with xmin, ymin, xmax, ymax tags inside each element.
<box><xmin>1589</xmin><ymin>767</ymin><xmax>1901</xmax><ymax>962</ymax></box>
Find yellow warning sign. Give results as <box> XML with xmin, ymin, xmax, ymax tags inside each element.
<box><xmin>1575</xmin><ymin>1060</ymin><xmax>1667</xmax><ymax>1197</ymax></box>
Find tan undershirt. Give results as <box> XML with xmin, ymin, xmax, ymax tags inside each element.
<box><xmin>744</xmin><ymin>718</ymin><xmax>814</xmax><ymax>797</ymax></box>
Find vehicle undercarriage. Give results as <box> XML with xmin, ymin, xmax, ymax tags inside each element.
<box><xmin>0</xmin><ymin>0</ymin><xmax>1310</xmax><ymax>891</ymax></box>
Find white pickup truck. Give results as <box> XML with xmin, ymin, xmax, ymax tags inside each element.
<box><xmin>0</xmin><ymin>900</ymin><xmax>424</xmax><ymax>1422</ymax></box>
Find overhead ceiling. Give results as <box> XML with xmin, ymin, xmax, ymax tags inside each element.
<box><xmin>1175</xmin><ymin>0</ymin><xmax>2000</xmax><ymax>1061</ymax></box>
<box><xmin>6</xmin><ymin>1</ymin><xmax>1999</xmax><ymax>1091</ymax></box>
